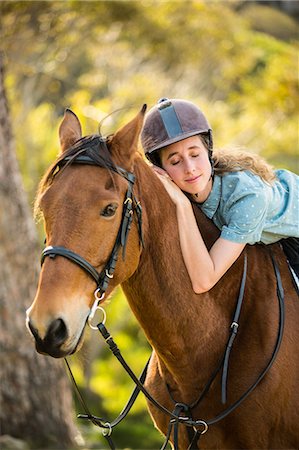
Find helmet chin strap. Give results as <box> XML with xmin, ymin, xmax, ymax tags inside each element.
<box><xmin>209</xmin><ymin>156</ymin><xmax>214</xmax><ymax>180</ymax></box>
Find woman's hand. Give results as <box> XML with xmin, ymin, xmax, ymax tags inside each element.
<box><xmin>152</xmin><ymin>166</ymin><xmax>190</xmax><ymax>207</ymax></box>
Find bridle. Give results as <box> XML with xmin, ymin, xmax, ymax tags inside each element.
<box><xmin>41</xmin><ymin>147</ymin><xmax>144</xmax><ymax>320</ymax></box>
<box><xmin>39</xmin><ymin>140</ymin><xmax>285</xmax><ymax>450</ymax></box>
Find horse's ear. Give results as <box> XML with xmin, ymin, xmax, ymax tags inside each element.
<box><xmin>59</xmin><ymin>109</ymin><xmax>82</xmax><ymax>154</ymax></box>
<box><xmin>110</xmin><ymin>104</ymin><xmax>147</xmax><ymax>168</ymax></box>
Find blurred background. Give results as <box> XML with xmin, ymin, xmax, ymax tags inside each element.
<box><xmin>0</xmin><ymin>1</ymin><xmax>298</xmax><ymax>449</ymax></box>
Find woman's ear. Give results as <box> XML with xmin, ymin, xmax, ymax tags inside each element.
<box><xmin>58</xmin><ymin>109</ymin><xmax>82</xmax><ymax>154</ymax></box>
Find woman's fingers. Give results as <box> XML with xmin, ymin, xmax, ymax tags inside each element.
<box><xmin>152</xmin><ymin>165</ymin><xmax>169</xmax><ymax>177</ymax></box>
<box><xmin>151</xmin><ymin>165</ymin><xmax>188</xmax><ymax>205</ymax></box>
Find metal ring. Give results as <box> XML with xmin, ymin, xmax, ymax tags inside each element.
<box><xmin>124</xmin><ymin>197</ymin><xmax>133</xmax><ymax>204</ymax></box>
<box><xmin>88</xmin><ymin>306</ymin><xmax>106</xmax><ymax>330</ymax></box>
<box><xmin>195</xmin><ymin>420</ymin><xmax>208</xmax><ymax>435</ymax></box>
<box><xmin>102</xmin><ymin>422</ymin><xmax>112</xmax><ymax>437</ymax></box>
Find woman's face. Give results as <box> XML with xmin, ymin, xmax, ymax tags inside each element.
<box><xmin>160</xmin><ymin>135</ymin><xmax>212</xmax><ymax>202</ymax></box>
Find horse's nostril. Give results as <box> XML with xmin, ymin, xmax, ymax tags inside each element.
<box><xmin>45</xmin><ymin>318</ymin><xmax>68</xmax><ymax>348</ymax></box>
<box><xmin>28</xmin><ymin>320</ymin><xmax>40</xmax><ymax>341</ymax></box>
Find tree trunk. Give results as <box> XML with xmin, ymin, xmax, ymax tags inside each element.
<box><xmin>0</xmin><ymin>53</ymin><xmax>78</xmax><ymax>449</ymax></box>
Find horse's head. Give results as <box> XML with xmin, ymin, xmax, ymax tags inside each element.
<box><xmin>26</xmin><ymin>106</ymin><xmax>146</xmax><ymax>357</ymax></box>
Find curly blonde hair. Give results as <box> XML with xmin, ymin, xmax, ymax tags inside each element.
<box><xmin>212</xmin><ymin>148</ymin><xmax>276</xmax><ymax>184</ymax></box>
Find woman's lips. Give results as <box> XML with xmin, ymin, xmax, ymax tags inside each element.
<box><xmin>185</xmin><ymin>175</ymin><xmax>201</xmax><ymax>183</ymax></box>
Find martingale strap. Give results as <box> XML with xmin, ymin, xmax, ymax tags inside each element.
<box><xmin>65</xmin><ymin>357</ymin><xmax>150</xmax><ymax>450</ymax></box>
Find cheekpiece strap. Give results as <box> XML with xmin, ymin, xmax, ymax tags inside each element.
<box><xmin>41</xmin><ymin>147</ymin><xmax>142</xmax><ymax>306</ymax></box>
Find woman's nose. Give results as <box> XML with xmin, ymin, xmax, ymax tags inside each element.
<box><xmin>184</xmin><ymin>160</ymin><xmax>195</xmax><ymax>174</ymax></box>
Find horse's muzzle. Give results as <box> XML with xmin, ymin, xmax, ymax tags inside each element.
<box><xmin>27</xmin><ymin>317</ymin><xmax>69</xmax><ymax>358</ymax></box>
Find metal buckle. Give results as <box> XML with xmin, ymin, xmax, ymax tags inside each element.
<box><xmin>88</xmin><ymin>289</ymin><xmax>106</xmax><ymax>329</ymax></box>
<box><xmin>102</xmin><ymin>422</ymin><xmax>112</xmax><ymax>437</ymax></box>
<box><xmin>105</xmin><ymin>269</ymin><xmax>113</xmax><ymax>279</ymax></box>
<box><xmin>94</xmin><ymin>287</ymin><xmax>105</xmax><ymax>302</ymax></box>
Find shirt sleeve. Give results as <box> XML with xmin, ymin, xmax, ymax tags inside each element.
<box><xmin>220</xmin><ymin>190</ymin><xmax>268</xmax><ymax>245</ymax></box>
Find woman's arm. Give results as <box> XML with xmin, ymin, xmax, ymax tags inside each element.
<box><xmin>155</xmin><ymin>169</ymin><xmax>245</xmax><ymax>293</ymax></box>
<box><xmin>176</xmin><ymin>200</ymin><xmax>245</xmax><ymax>293</ymax></box>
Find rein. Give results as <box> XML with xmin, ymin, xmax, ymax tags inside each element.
<box><xmin>65</xmin><ymin>250</ymin><xmax>284</xmax><ymax>450</ymax></box>
<box><xmin>41</xmin><ymin>149</ymin><xmax>285</xmax><ymax>449</ymax></box>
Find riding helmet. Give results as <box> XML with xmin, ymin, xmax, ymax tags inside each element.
<box><xmin>141</xmin><ymin>98</ymin><xmax>213</xmax><ymax>166</ymax></box>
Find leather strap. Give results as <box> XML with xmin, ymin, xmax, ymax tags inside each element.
<box><xmin>42</xmin><ymin>246</ymin><xmax>100</xmax><ymax>284</ymax></box>
<box><xmin>221</xmin><ymin>252</ymin><xmax>248</xmax><ymax>404</ymax></box>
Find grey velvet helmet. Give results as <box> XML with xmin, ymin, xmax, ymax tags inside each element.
<box><xmin>141</xmin><ymin>98</ymin><xmax>213</xmax><ymax>166</ymax></box>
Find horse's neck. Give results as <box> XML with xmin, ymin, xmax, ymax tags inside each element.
<box><xmin>122</xmin><ymin>160</ymin><xmax>233</xmax><ymax>386</ymax></box>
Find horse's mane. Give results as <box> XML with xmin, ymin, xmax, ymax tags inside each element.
<box><xmin>34</xmin><ymin>134</ymin><xmax>115</xmax><ymax>219</ymax></box>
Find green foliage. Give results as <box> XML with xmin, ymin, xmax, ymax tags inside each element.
<box><xmin>2</xmin><ymin>1</ymin><xmax>298</xmax><ymax>447</ymax></box>
<box><xmin>2</xmin><ymin>0</ymin><xmax>297</xmax><ymax>200</ymax></box>
<box><xmin>239</xmin><ymin>3</ymin><xmax>299</xmax><ymax>41</ymax></box>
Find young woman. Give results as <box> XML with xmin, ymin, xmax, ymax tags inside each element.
<box><xmin>141</xmin><ymin>98</ymin><xmax>299</xmax><ymax>293</ymax></box>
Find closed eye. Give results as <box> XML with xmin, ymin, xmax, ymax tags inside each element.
<box><xmin>100</xmin><ymin>203</ymin><xmax>118</xmax><ymax>217</ymax></box>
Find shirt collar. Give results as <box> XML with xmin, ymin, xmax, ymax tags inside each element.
<box><xmin>198</xmin><ymin>175</ymin><xmax>222</xmax><ymax>219</ymax></box>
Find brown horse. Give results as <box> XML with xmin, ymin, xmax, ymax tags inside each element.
<box><xmin>26</xmin><ymin>107</ymin><xmax>299</xmax><ymax>449</ymax></box>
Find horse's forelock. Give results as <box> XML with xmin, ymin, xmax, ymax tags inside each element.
<box><xmin>34</xmin><ymin>134</ymin><xmax>116</xmax><ymax>220</ymax></box>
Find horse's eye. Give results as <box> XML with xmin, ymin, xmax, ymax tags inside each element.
<box><xmin>100</xmin><ymin>203</ymin><xmax>118</xmax><ymax>217</ymax></box>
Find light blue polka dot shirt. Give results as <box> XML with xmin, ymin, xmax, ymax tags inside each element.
<box><xmin>199</xmin><ymin>170</ymin><xmax>299</xmax><ymax>245</ymax></box>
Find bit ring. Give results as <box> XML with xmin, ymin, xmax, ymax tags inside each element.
<box><xmin>88</xmin><ymin>306</ymin><xmax>106</xmax><ymax>330</ymax></box>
